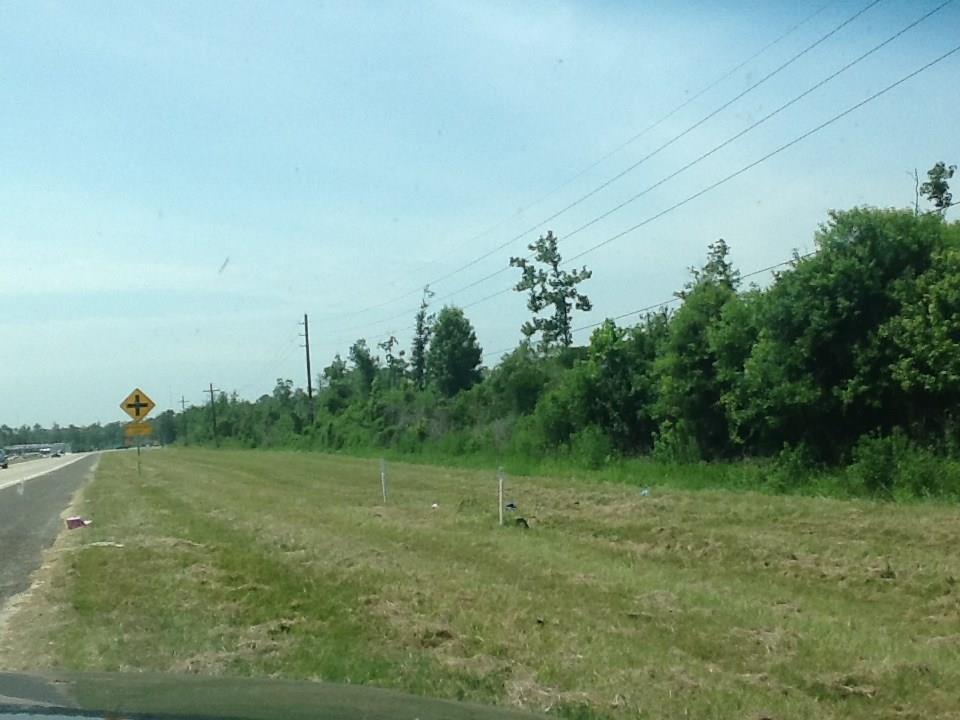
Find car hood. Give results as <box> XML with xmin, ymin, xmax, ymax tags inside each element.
<box><xmin>0</xmin><ymin>671</ymin><xmax>543</xmax><ymax>720</ymax></box>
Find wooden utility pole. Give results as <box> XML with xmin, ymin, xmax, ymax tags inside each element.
<box><xmin>300</xmin><ymin>313</ymin><xmax>314</xmax><ymax>421</ymax></box>
<box><xmin>179</xmin><ymin>395</ymin><xmax>189</xmax><ymax>446</ymax></box>
<box><xmin>205</xmin><ymin>383</ymin><xmax>220</xmax><ymax>447</ymax></box>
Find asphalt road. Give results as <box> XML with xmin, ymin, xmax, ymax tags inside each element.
<box><xmin>0</xmin><ymin>453</ymin><xmax>99</xmax><ymax>607</ymax></box>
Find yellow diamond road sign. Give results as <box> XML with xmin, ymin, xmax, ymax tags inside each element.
<box><xmin>121</xmin><ymin>388</ymin><xmax>156</xmax><ymax>423</ymax></box>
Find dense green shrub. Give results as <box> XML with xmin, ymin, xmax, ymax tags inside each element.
<box><xmin>767</xmin><ymin>443</ymin><xmax>817</xmax><ymax>492</ymax></box>
<box><xmin>847</xmin><ymin>431</ymin><xmax>956</xmax><ymax>498</ymax></box>
<box><xmin>568</xmin><ymin>425</ymin><xmax>615</xmax><ymax>469</ymax></box>
<box><xmin>651</xmin><ymin>420</ymin><xmax>700</xmax><ymax>464</ymax></box>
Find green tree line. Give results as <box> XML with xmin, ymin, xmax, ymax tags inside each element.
<box><xmin>169</xmin><ymin>196</ymin><xmax>960</xmax><ymax>498</ymax></box>
<box><xmin>0</xmin><ymin>421</ymin><xmax>127</xmax><ymax>451</ymax></box>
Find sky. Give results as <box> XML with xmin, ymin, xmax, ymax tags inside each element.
<box><xmin>0</xmin><ymin>0</ymin><xmax>958</xmax><ymax>427</ymax></box>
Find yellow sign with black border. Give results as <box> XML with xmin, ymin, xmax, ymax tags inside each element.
<box><xmin>120</xmin><ymin>388</ymin><xmax>156</xmax><ymax>423</ymax></box>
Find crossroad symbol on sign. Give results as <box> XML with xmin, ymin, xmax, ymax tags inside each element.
<box><xmin>120</xmin><ymin>388</ymin><xmax>156</xmax><ymax>423</ymax></box>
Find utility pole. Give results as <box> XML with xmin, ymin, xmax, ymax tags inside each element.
<box><xmin>179</xmin><ymin>395</ymin><xmax>189</xmax><ymax>446</ymax></box>
<box><xmin>205</xmin><ymin>383</ymin><xmax>220</xmax><ymax>447</ymax></box>
<box><xmin>299</xmin><ymin>313</ymin><xmax>314</xmax><ymax>422</ymax></box>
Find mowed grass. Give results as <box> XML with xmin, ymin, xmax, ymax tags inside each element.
<box><xmin>3</xmin><ymin>448</ymin><xmax>960</xmax><ymax>719</ymax></box>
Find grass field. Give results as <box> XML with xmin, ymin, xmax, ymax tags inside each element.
<box><xmin>2</xmin><ymin>448</ymin><xmax>959</xmax><ymax>719</ymax></box>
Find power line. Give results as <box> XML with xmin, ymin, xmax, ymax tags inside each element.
<box><xmin>419</xmin><ymin>0</ymin><xmax>879</xmax><ymax>290</ymax></box>
<box><xmin>322</xmin><ymin>0</ymin><xmax>885</xmax><ymax>343</ymax></box>
<box><xmin>558</xmin><ymin>0</ymin><xmax>954</xmax><ymax>246</ymax></box>
<box><xmin>481</xmin><ymin>251</ymin><xmax>816</xmax><ymax>361</ymax></box>
<box><xmin>317</xmin><ymin>0</ymin><xmax>856</xmax><ymax>330</ymax></box>
<box><xmin>426</xmin><ymin>0</ymin><xmax>946</xmax><ymax>312</ymax></box>
<box><xmin>411</xmin><ymin>39</ymin><xmax>960</xmax><ymax>358</ymax></box>
<box><xmin>336</xmin><ymin>211</ymin><xmax>944</xmax><ymax>368</ymax></box>
<box><xmin>232</xmin><ymin>331</ymin><xmax>302</xmax><ymax>395</ymax></box>
<box><xmin>570</xmin><ymin>251</ymin><xmax>818</xmax><ymax>336</ymax></box>
<box><xmin>564</xmin><ymin>41</ymin><xmax>960</xmax><ymax>265</ymax></box>
<box><xmin>484</xmin><ymin>200</ymin><xmax>948</xmax><ymax>356</ymax></box>
<box><xmin>332</xmin><ymin>22</ymin><xmax>958</xmax><ymax>351</ymax></box>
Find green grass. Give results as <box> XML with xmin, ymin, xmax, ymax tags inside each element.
<box><xmin>3</xmin><ymin>448</ymin><xmax>960</xmax><ymax>719</ymax></box>
<box><xmin>331</xmin><ymin>444</ymin><xmax>852</xmax><ymax>499</ymax></box>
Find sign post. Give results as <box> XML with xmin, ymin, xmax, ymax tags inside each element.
<box><xmin>498</xmin><ymin>466</ymin><xmax>504</xmax><ymax>526</ymax></box>
<box><xmin>380</xmin><ymin>458</ymin><xmax>388</xmax><ymax>504</ymax></box>
<box><xmin>120</xmin><ymin>388</ymin><xmax>156</xmax><ymax>476</ymax></box>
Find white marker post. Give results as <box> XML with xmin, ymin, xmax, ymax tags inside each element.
<box><xmin>380</xmin><ymin>458</ymin><xmax>388</xmax><ymax>504</ymax></box>
<box><xmin>498</xmin><ymin>466</ymin><xmax>504</xmax><ymax>526</ymax></box>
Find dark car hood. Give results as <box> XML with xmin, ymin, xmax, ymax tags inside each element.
<box><xmin>0</xmin><ymin>671</ymin><xmax>542</xmax><ymax>720</ymax></box>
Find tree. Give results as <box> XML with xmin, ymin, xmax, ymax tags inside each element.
<box><xmin>486</xmin><ymin>342</ymin><xmax>553</xmax><ymax>416</ymax></box>
<box><xmin>379</xmin><ymin>335</ymin><xmax>407</xmax><ymax>388</ymax></box>
<box><xmin>882</xmin><ymin>237</ymin><xmax>960</xmax><ymax>441</ymax></box>
<box><xmin>679</xmin><ymin>238</ymin><xmax>739</xmax><ymax>297</ymax></box>
<box><xmin>154</xmin><ymin>409</ymin><xmax>177</xmax><ymax>445</ymax></box>
<box><xmin>321</xmin><ymin>353</ymin><xmax>348</xmax><ymax>385</ymax></box>
<box><xmin>920</xmin><ymin>161</ymin><xmax>956</xmax><ymax>215</ymax></box>
<box><xmin>511</xmin><ymin>231</ymin><xmax>592</xmax><ymax>351</ymax></box>
<box><xmin>349</xmin><ymin>340</ymin><xmax>378</xmax><ymax>396</ymax></box>
<box><xmin>581</xmin><ymin>315</ymin><xmax>665</xmax><ymax>453</ymax></box>
<box><xmin>319</xmin><ymin>354</ymin><xmax>352</xmax><ymax>414</ymax></box>
<box><xmin>410</xmin><ymin>285</ymin><xmax>435</xmax><ymax>388</ymax></box>
<box><xmin>728</xmin><ymin>209</ymin><xmax>946</xmax><ymax>459</ymax></box>
<box><xmin>654</xmin><ymin>239</ymin><xmax>740</xmax><ymax>459</ymax></box>
<box><xmin>426</xmin><ymin>306</ymin><xmax>483</xmax><ymax>397</ymax></box>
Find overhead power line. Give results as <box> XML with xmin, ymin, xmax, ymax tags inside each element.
<box><xmin>481</xmin><ymin>251</ymin><xmax>817</xmax><ymax>361</ymax></box>
<box><xmin>570</xmin><ymin>251</ymin><xmax>819</xmax><ymax>336</ymax></box>
<box><xmin>233</xmin><ymin>329</ymin><xmax>302</xmax><ymax>395</ymax></box>
<box><xmin>323</xmin><ymin>1</ymin><xmax>945</xmax><ymax>344</ymax></box>
<box><xmin>439</xmin><ymin>0</ymin><xmax>949</xmax><ymax>307</ymax></box>
<box><xmin>316</xmin><ymin>0</ymin><xmax>849</xmax><ymax>327</ymax></box>
<box><xmin>559</xmin><ymin>0</ymin><xmax>953</xmax><ymax>245</ymax></box>
<box><xmin>281</xmin><ymin>183</ymin><xmax>956</xmax><ymax>378</ymax></box>
<box><xmin>564</xmin><ymin>41</ymin><xmax>960</xmax><ymax>265</ymax></box>
<box><xmin>418</xmin><ymin>0</ymin><xmax>879</xmax><ymax>289</ymax></box>
<box><xmin>394</xmin><ymin>38</ymin><xmax>960</xmax><ymax>357</ymax></box>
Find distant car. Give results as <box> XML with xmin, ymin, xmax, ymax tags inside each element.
<box><xmin>0</xmin><ymin>450</ymin><xmax>8</xmax><ymax>469</ymax></box>
<box><xmin>52</xmin><ymin>451</ymin><xmax>62</xmax><ymax>458</ymax></box>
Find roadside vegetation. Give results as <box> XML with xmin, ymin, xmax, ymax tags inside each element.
<box><xmin>5</xmin><ymin>168</ymin><xmax>959</xmax><ymax>500</ymax></box>
<box><xmin>165</xmin><ymin>176</ymin><xmax>960</xmax><ymax>500</ymax></box>
<box><xmin>3</xmin><ymin>448</ymin><xmax>959</xmax><ymax>719</ymax></box>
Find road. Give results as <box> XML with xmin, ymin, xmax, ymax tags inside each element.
<box><xmin>0</xmin><ymin>453</ymin><xmax>99</xmax><ymax>608</ymax></box>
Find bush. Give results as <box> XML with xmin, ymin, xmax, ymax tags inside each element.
<box><xmin>652</xmin><ymin>420</ymin><xmax>700</xmax><ymax>464</ymax></box>
<box><xmin>508</xmin><ymin>415</ymin><xmax>547</xmax><ymax>459</ymax></box>
<box><xmin>569</xmin><ymin>425</ymin><xmax>614</xmax><ymax>470</ymax></box>
<box><xmin>848</xmin><ymin>431</ymin><xmax>947</xmax><ymax>498</ymax></box>
<box><xmin>767</xmin><ymin>443</ymin><xmax>816</xmax><ymax>491</ymax></box>
<box><xmin>849</xmin><ymin>432</ymin><xmax>905</xmax><ymax>497</ymax></box>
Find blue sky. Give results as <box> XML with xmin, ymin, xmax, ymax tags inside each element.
<box><xmin>0</xmin><ymin>0</ymin><xmax>957</xmax><ymax>426</ymax></box>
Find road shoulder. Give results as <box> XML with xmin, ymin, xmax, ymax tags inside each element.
<box><xmin>0</xmin><ymin>458</ymin><xmax>98</xmax><ymax>671</ymax></box>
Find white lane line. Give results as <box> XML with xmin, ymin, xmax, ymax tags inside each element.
<box><xmin>0</xmin><ymin>454</ymin><xmax>93</xmax><ymax>492</ymax></box>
